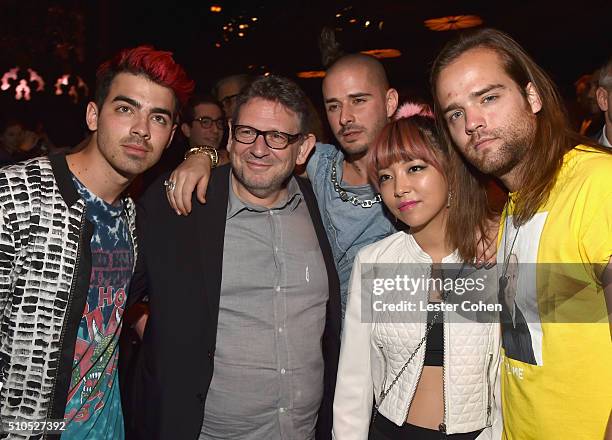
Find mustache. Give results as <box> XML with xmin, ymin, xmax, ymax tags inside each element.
<box><xmin>243</xmin><ymin>152</ymin><xmax>273</xmax><ymax>166</ymax></box>
<box><xmin>467</xmin><ymin>130</ymin><xmax>497</xmax><ymax>149</ymax></box>
<box><xmin>245</xmin><ymin>160</ymin><xmax>274</xmax><ymax>167</ymax></box>
<box><xmin>121</xmin><ymin>136</ymin><xmax>152</xmax><ymax>151</ymax></box>
<box><xmin>337</xmin><ymin>124</ymin><xmax>366</xmax><ymax>137</ymax></box>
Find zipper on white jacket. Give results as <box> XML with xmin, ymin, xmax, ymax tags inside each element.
<box><xmin>403</xmin><ymin>329</ymin><xmax>426</xmax><ymax>422</ymax></box>
<box><xmin>404</xmin><ymin>266</ymin><xmax>435</xmax><ymax>426</ymax></box>
<box><xmin>439</xmin><ymin>422</ymin><xmax>447</xmax><ymax>438</ymax></box>
<box><xmin>377</xmin><ymin>344</ymin><xmax>388</xmax><ymax>403</ymax></box>
<box><xmin>404</xmin><ymin>264</ymin><xmax>430</xmax><ymax>422</ymax></box>
<box><xmin>486</xmin><ymin>352</ymin><xmax>493</xmax><ymax>426</ymax></box>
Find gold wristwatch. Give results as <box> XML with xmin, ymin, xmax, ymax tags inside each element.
<box><xmin>184</xmin><ymin>145</ymin><xmax>219</xmax><ymax>168</ymax></box>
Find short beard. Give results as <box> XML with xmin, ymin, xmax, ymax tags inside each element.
<box><xmin>475</xmin><ymin>136</ymin><xmax>528</xmax><ymax>178</ymax></box>
<box><xmin>337</xmin><ymin>114</ymin><xmax>388</xmax><ymax>158</ymax></box>
<box><xmin>340</xmin><ymin>141</ymin><xmax>369</xmax><ymax>158</ymax></box>
<box><xmin>468</xmin><ymin>117</ymin><xmax>536</xmax><ymax>180</ymax></box>
<box><xmin>231</xmin><ymin>166</ymin><xmax>292</xmax><ymax>200</ymax></box>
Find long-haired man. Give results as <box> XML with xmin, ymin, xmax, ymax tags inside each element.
<box><xmin>432</xmin><ymin>28</ymin><xmax>612</xmax><ymax>439</ymax></box>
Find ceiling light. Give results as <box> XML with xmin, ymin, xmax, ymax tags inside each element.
<box><xmin>296</xmin><ymin>70</ymin><xmax>326</xmax><ymax>79</ymax></box>
<box><xmin>424</xmin><ymin>15</ymin><xmax>483</xmax><ymax>31</ymax></box>
<box><xmin>361</xmin><ymin>48</ymin><xmax>401</xmax><ymax>59</ymax></box>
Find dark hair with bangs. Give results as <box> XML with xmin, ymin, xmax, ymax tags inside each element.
<box><xmin>368</xmin><ymin>115</ymin><xmax>447</xmax><ymax>192</ymax></box>
<box><xmin>368</xmin><ymin>113</ymin><xmax>493</xmax><ymax>261</ymax></box>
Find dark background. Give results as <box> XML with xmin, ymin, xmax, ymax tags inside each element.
<box><xmin>1</xmin><ymin>0</ymin><xmax>610</xmax><ymax>147</ymax></box>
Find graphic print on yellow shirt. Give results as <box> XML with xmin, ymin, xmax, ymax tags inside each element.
<box><xmin>497</xmin><ymin>145</ymin><xmax>612</xmax><ymax>440</ymax></box>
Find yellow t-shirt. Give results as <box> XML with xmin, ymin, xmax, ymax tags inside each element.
<box><xmin>497</xmin><ymin>145</ymin><xmax>612</xmax><ymax>439</ymax></box>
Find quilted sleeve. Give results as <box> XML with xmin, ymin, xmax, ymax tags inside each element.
<box><xmin>332</xmin><ymin>252</ymin><xmax>373</xmax><ymax>440</ymax></box>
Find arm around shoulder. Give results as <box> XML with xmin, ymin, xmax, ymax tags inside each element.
<box><xmin>167</xmin><ymin>152</ymin><xmax>213</xmax><ymax>215</ymax></box>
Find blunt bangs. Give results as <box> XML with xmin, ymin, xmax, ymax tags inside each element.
<box><xmin>368</xmin><ymin>117</ymin><xmax>445</xmax><ymax>191</ymax></box>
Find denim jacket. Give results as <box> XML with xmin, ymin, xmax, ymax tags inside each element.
<box><xmin>306</xmin><ymin>143</ymin><xmax>397</xmax><ymax>317</ymax></box>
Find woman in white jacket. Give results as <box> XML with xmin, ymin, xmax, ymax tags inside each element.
<box><xmin>332</xmin><ymin>104</ymin><xmax>502</xmax><ymax>440</ymax></box>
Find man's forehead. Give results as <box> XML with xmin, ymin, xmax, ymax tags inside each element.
<box><xmin>441</xmin><ymin>48</ymin><xmax>507</xmax><ymax>81</ymax></box>
<box><xmin>238</xmin><ymin>98</ymin><xmax>299</xmax><ymax>129</ymax></box>
<box><xmin>325</xmin><ymin>74</ymin><xmax>369</xmax><ymax>90</ymax></box>
<box><xmin>324</xmin><ymin>70</ymin><xmax>383</xmax><ymax>97</ymax></box>
<box><xmin>194</xmin><ymin>102</ymin><xmax>222</xmax><ymax>116</ymax></box>
<box><xmin>437</xmin><ymin>49</ymin><xmax>512</xmax><ymax>98</ymax></box>
<box><xmin>107</xmin><ymin>73</ymin><xmax>175</xmax><ymax>107</ymax></box>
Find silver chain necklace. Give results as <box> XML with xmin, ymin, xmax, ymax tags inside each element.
<box><xmin>330</xmin><ymin>156</ymin><xmax>381</xmax><ymax>208</ymax></box>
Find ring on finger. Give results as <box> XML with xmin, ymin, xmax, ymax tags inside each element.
<box><xmin>164</xmin><ymin>179</ymin><xmax>176</xmax><ymax>192</ymax></box>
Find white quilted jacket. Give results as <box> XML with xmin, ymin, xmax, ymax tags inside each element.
<box><xmin>333</xmin><ymin>232</ymin><xmax>502</xmax><ymax>439</ymax></box>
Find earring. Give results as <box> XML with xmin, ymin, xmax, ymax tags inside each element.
<box><xmin>447</xmin><ymin>191</ymin><xmax>453</xmax><ymax>208</ymax></box>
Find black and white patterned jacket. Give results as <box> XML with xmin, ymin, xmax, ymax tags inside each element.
<box><xmin>0</xmin><ymin>154</ymin><xmax>137</xmax><ymax>439</ymax></box>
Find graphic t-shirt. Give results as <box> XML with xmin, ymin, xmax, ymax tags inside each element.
<box><xmin>497</xmin><ymin>145</ymin><xmax>612</xmax><ymax>439</ymax></box>
<box><xmin>62</xmin><ymin>177</ymin><xmax>133</xmax><ymax>440</ymax></box>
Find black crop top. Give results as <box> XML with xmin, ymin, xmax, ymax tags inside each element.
<box><xmin>424</xmin><ymin>309</ymin><xmax>443</xmax><ymax>366</ymax></box>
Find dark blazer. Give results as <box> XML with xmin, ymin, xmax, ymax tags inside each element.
<box><xmin>126</xmin><ymin>164</ymin><xmax>341</xmax><ymax>440</ymax></box>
